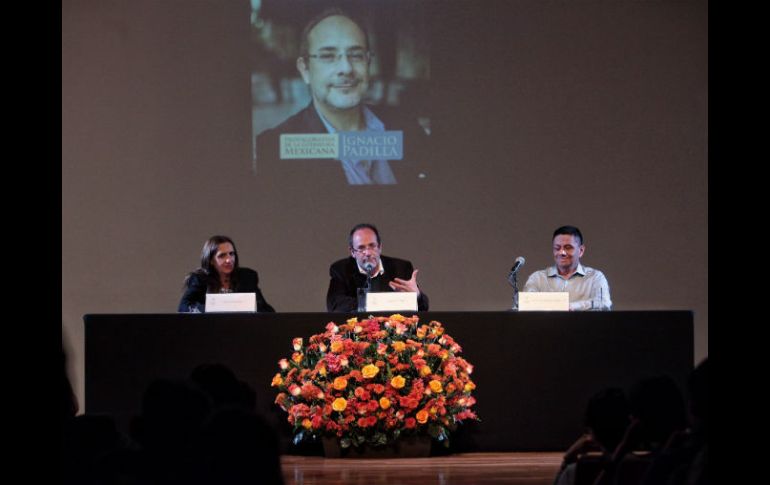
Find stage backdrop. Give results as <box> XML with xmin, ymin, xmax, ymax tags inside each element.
<box><xmin>63</xmin><ymin>0</ymin><xmax>708</xmax><ymax>411</ymax></box>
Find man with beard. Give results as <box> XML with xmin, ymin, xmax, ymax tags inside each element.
<box><xmin>327</xmin><ymin>223</ymin><xmax>429</xmax><ymax>312</ymax></box>
<box><xmin>256</xmin><ymin>8</ymin><xmax>427</xmax><ymax>185</ymax></box>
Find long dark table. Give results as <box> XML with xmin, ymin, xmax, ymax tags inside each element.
<box><xmin>84</xmin><ymin>311</ymin><xmax>693</xmax><ymax>452</ymax></box>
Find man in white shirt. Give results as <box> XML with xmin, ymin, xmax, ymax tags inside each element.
<box><xmin>523</xmin><ymin>225</ymin><xmax>612</xmax><ymax>311</ymax></box>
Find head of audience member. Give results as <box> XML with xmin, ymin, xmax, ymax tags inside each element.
<box><xmin>584</xmin><ymin>387</ymin><xmax>630</xmax><ymax>453</ymax></box>
<box><xmin>628</xmin><ymin>375</ymin><xmax>687</xmax><ymax>449</ymax></box>
<box><xmin>200</xmin><ymin>235</ymin><xmax>239</xmax><ymax>281</ymax></box>
<box><xmin>191</xmin><ymin>363</ymin><xmax>257</xmax><ymax>412</ymax></box>
<box><xmin>296</xmin><ymin>8</ymin><xmax>371</xmax><ymax>125</ymax></box>
<box><xmin>552</xmin><ymin>225</ymin><xmax>585</xmax><ymax>276</ymax></box>
<box><xmin>348</xmin><ymin>223</ymin><xmax>382</xmax><ymax>272</ymax></box>
<box><xmin>130</xmin><ymin>378</ymin><xmax>212</xmax><ymax>454</ymax></box>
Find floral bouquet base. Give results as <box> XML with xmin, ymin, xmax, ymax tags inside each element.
<box><xmin>272</xmin><ymin>315</ymin><xmax>479</xmax><ymax>456</ymax></box>
<box><xmin>322</xmin><ymin>434</ymin><xmax>431</xmax><ymax>459</ymax></box>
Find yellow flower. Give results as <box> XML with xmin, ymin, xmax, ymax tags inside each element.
<box><xmin>390</xmin><ymin>375</ymin><xmax>406</xmax><ymax>389</ymax></box>
<box><xmin>271</xmin><ymin>373</ymin><xmax>283</xmax><ymax>387</ymax></box>
<box><xmin>429</xmin><ymin>380</ymin><xmax>443</xmax><ymax>393</ymax></box>
<box><xmin>379</xmin><ymin>397</ymin><xmax>391</xmax><ymax>410</ymax></box>
<box><xmin>292</xmin><ymin>352</ymin><xmax>303</xmax><ymax>364</ymax></box>
<box><xmin>332</xmin><ymin>397</ymin><xmax>348</xmax><ymax>412</ymax></box>
<box><xmin>420</xmin><ymin>365</ymin><xmax>432</xmax><ymax>377</ymax></box>
<box><xmin>302</xmin><ymin>418</ymin><xmax>312</xmax><ymax>429</ymax></box>
<box><xmin>464</xmin><ymin>381</ymin><xmax>476</xmax><ymax>392</ymax></box>
<box><xmin>362</xmin><ymin>364</ymin><xmax>380</xmax><ymax>379</ymax></box>
<box><xmin>318</xmin><ymin>365</ymin><xmax>327</xmax><ymax>377</ymax></box>
<box><xmin>332</xmin><ymin>376</ymin><xmax>348</xmax><ymax>390</ymax></box>
<box><xmin>392</xmin><ymin>341</ymin><xmax>406</xmax><ymax>352</ymax></box>
<box><xmin>346</xmin><ymin>317</ymin><xmax>359</xmax><ymax>325</ymax></box>
<box><xmin>389</xmin><ymin>314</ymin><xmax>406</xmax><ymax>322</ymax></box>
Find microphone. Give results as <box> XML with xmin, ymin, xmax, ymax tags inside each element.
<box><xmin>510</xmin><ymin>256</ymin><xmax>526</xmax><ymax>274</ymax></box>
<box><xmin>364</xmin><ymin>262</ymin><xmax>375</xmax><ymax>290</ymax></box>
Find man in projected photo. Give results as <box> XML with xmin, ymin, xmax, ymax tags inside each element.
<box><xmin>327</xmin><ymin>223</ymin><xmax>429</xmax><ymax>312</ymax></box>
<box><xmin>256</xmin><ymin>8</ymin><xmax>425</xmax><ymax>185</ymax></box>
<box><xmin>523</xmin><ymin>225</ymin><xmax>613</xmax><ymax>311</ymax></box>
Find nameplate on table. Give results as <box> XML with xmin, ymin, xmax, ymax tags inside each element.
<box><xmin>205</xmin><ymin>293</ymin><xmax>256</xmax><ymax>313</ymax></box>
<box><xmin>366</xmin><ymin>292</ymin><xmax>418</xmax><ymax>312</ymax></box>
<box><xmin>519</xmin><ymin>292</ymin><xmax>570</xmax><ymax>311</ymax></box>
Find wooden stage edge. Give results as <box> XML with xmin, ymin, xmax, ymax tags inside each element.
<box><xmin>281</xmin><ymin>451</ymin><xmax>564</xmax><ymax>485</ymax></box>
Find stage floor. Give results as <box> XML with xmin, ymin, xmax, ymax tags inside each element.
<box><xmin>281</xmin><ymin>452</ymin><xmax>563</xmax><ymax>485</ymax></box>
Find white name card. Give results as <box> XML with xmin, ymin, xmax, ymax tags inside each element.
<box><xmin>366</xmin><ymin>292</ymin><xmax>418</xmax><ymax>312</ymax></box>
<box><xmin>205</xmin><ymin>292</ymin><xmax>256</xmax><ymax>313</ymax></box>
<box><xmin>519</xmin><ymin>292</ymin><xmax>570</xmax><ymax>311</ymax></box>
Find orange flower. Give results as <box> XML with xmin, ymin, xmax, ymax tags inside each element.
<box><xmin>420</xmin><ymin>365</ymin><xmax>432</xmax><ymax>377</ymax></box>
<box><xmin>391</xmin><ymin>341</ymin><xmax>406</xmax><ymax>352</ymax></box>
<box><xmin>332</xmin><ymin>397</ymin><xmax>347</xmax><ymax>412</ymax></box>
<box><xmin>330</xmin><ymin>340</ymin><xmax>344</xmax><ymax>353</ymax></box>
<box><xmin>379</xmin><ymin>397</ymin><xmax>391</xmax><ymax>410</ymax></box>
<box><xmin>464</xmin><ymin>381</ymin><xmax>476</xmax><ymax>392</ymax></box>
<box><xmin>416</xmin><ymin>409</ymin><xmax>429</xmax><ymax>424</ymax></box>
<box><xmin>271</xmin><ymin>373</ymin><xmax>283</xmax><ymax>387</ymax></box>
<box><xmin>332</xmin><ymin>376</ymin><xmax>348</xmax><ymax>390</ymax></box>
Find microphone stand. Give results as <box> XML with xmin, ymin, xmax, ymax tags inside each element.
<box><xmin>507</xmin><ymin>269</ymin><xmax>520</xmax><ymax>311</ymax></box>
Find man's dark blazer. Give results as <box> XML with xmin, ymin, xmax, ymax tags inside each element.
<box><xmin>326</xmin><ymin>255</ymin><xmax>429</xmax><ymax>312</ymax></box>
<box><xmin>255</xmin><ymin>102</ymin><xmax>430</xmax><ymax>185</ymax></box>
<box><xmin>178</xmin><ymin>267</ymin><xmax>275</xmax><ymax>313</ymax></box>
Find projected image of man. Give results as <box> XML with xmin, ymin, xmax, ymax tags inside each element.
<box><xmin>257</xmin><ymin>8</ymin><xmax>420</xmax><ymax>185</ymax></box>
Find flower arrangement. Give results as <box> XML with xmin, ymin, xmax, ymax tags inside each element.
<box><xmin>271</xmin><ymin>314</ymin><xmax>479</xmax><ymax>449</ymax></box>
